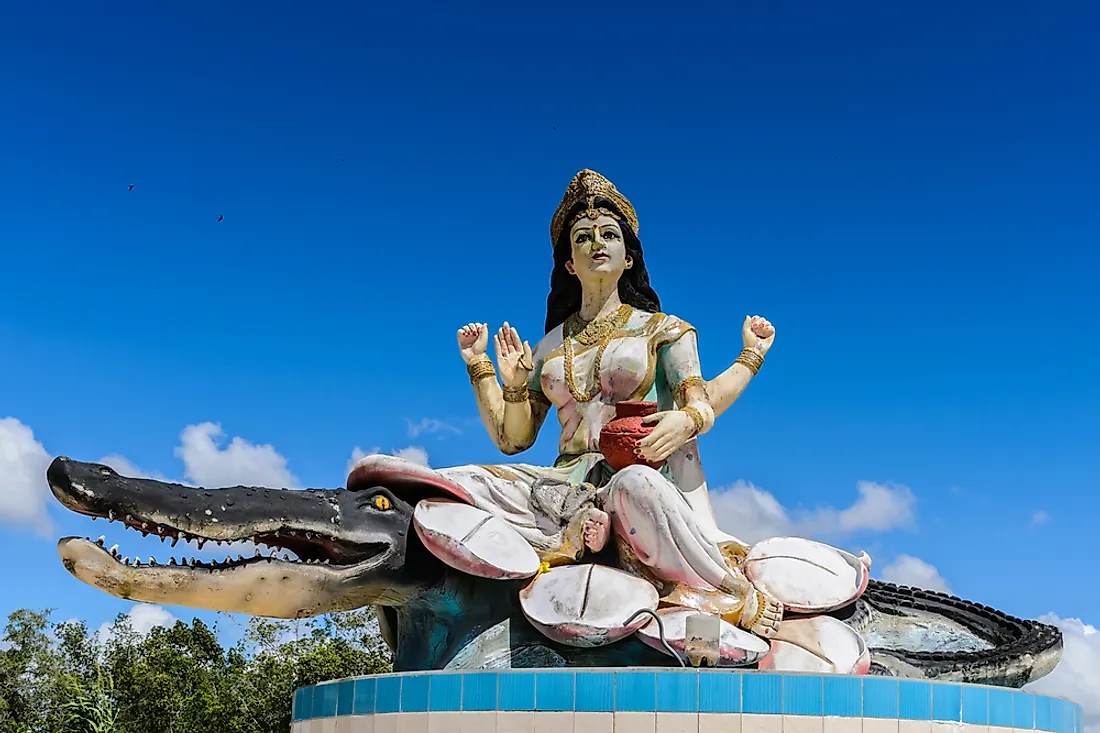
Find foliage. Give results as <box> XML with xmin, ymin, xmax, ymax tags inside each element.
<box><xmin>0</xmin><ymin>607</ymin><xmax>392</xmax><ymax>733</ymax></box>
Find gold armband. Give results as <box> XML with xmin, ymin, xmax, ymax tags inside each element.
<box><xmin>735</xmin><ymin>348</ymin><xmax>764</xmax><ymax>376</ymax></box>
<box><xmin>502</xmin><ymin>384</ymin><xmax>529</xmax><ymax>403</ymax></box>
<box><xmin>466</xmin><ymin>355</ymin><xmax>496</xmax><ymax>385</ymax></box>
<box><xmin>681</xmin><ymin>405</ymin><xmax>706</xmax><ymax>436</ymax></box>
<box><xmin>674</xmin><ymin>375</ymin><xmax>708</xmax><ymax>405</ymax></box>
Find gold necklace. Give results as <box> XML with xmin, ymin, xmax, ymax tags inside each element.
<box><xmin>562</xmin><ymin>304</ymin><xmax>633</xmax><ymax>403</ymax></box>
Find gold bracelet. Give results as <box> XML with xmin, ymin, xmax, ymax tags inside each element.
<box><xmin>735</xmin><ymin>348</ymin><xmax>764</xmax><ymax>376</ymax></box>
<box><xmin>738</xmin><ymin>347</ymin><xmax>764</xmax><ymax>367</ymax></box>
<box><xmin>681</xmin><ymin>405</ymin><xmax>706</xmax><ymax>436</ymax></box>
<box><xmin>502</xmin><ymin>384</ymin><xmax>529</xmax><ymax>403</ymax></box>
<box><xmin>466</xmin><ymin>355</ymin><xmax>496</xmax><ymax>385</ymax></box>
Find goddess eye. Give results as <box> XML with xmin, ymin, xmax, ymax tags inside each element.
<box><xmin>372</xmin><ymin>495</ymin><xmax>392</xmax><ymax>511</ymax></box>
<box><xmin>603</xmin><ymin>230</ymin><xmax>618</xmax><ymax>239</ymax></box>
<box><xmin>575</xmin><ymin>233</ymin><xmax>589</xmax><ymax>243</ymax></box>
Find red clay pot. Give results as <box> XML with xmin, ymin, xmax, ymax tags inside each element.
<box><xmin>598</xmin><ymin>400</ymin><xmax>665</xmax><ymax>472</ymax></box>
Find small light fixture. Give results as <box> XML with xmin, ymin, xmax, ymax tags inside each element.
<box><xmin>684</xmin><ymin>612</ymin><xmax>722</xmax><ymax>668</ymax></box>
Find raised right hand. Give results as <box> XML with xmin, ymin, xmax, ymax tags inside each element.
<box><xmin>494</xmin><ymin>322</ymin><xmax>534</xmax><ymax>388</ymax></box>
<box><xmin>457</xmin><ymin>322</ymin><xmax>489</xmax><ymax>364</ymax></box>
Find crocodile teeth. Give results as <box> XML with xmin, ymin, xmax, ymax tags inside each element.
<box><xmin>96</xmin><ymin>536</ymin><xmax>105</xmax><ymax>546</ymax></box>
<box><xmin>109</xmin><ymin>544</ymin><xmax>119</xmax><ymax>556</ymax></box>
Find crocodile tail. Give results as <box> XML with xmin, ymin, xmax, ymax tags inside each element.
<box><xmin>844</xmin><ymin>580</ymin><xmax>1063</xmax><ymax>687</ymax></box>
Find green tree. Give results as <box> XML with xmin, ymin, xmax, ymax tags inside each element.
<box><xmin>0</xmin><ymin>607</ymin><xmax>392</xmax><ymax>733</ymax></box>
<box><xmin>59</xmin><ymin>665</ymin><xmax>119</xmax><ymax>733</ymax></box>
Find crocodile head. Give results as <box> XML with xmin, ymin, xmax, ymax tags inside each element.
<box><xmin>48</xmin><ymin>456</ymin><xmax>435</xmax><ymax>618</ymax></box>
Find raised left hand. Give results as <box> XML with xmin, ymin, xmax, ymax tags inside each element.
<box><xmin>636</xmin><ymin>410</ymin><xmax>696</xmax><ymax>463</ymax></box>
<box><xmin>743</xmin><ymin>315</ymin><xmax>776</xmax><ymax>356</ymax></box>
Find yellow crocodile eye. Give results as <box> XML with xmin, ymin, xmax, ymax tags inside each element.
<box><xmin>373</xmin><ymin>495</ymin><xmax>391</xmax><ymax>511</ymax></box>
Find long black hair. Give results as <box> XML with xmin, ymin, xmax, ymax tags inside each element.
<box><xmin>544</xmin><ymin>198</ymin><xmax>662</xmax><ymax>334</ymax></box>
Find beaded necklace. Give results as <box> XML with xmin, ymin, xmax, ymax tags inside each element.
<box><xmin>562</xmin><ymin>304</ymin><xmax>633</xmax><ymax>403</ymax></box>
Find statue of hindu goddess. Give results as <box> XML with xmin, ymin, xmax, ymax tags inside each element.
<box><xmin>42</xmin><ymin>168</ymin><xmax>1064</xmax><ymax>678</ymax></box>
<box><xmin>351</xmin><ymin>169</ymin><xmax>872</xmax><ymax>668</ymax></box>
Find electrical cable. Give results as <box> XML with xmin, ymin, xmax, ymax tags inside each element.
<box><xmin>622</xmin><ymin>608</ymin><xmax>686</xmax><ymax>668</ymax></box>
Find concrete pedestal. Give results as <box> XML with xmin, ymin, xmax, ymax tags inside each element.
<box><xmin>292</xmin><ymin>669</ymin><xmax>1081</xmax><ymax>733</ymax></box>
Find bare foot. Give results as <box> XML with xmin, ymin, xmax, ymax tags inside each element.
<box><xmin>583</xmin><ymin>509</ymin><xmax>611</xmax><ymax>552</ymax></box>
<box><xmin>739</xmin><ymin>588</ymin><xmax>784</xmax><ymax>640</ymax></box>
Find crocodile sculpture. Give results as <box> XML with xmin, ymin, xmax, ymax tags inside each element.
<box><xmin>48</xmin><ymin>456</ymin><xmax>1062</xmax><ymax>686</ymax></box>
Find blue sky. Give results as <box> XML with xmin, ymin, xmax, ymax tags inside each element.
<box><xmin>1</xmin><ymin>0</ymin><xmax>1098</xmax><ymax>707</ymax></box>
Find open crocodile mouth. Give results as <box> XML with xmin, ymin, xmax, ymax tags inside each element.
<box><xmin>47</xmin><ymin>456</ymin><xmax>418</xmax><ymax>617</ymax></box>
<box><xmin>48</xmin><ymin>456</ymin><xmax>407</xmax><ymax>579</ymax></box>
<box><xmin>59</xmin><ymin>515</ymin><xmax>392</xmax><ymax>574</ymax></box>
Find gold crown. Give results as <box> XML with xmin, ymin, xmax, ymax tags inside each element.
<box><xmin>550</xmin><ymin>169</ymin><xmax>639</xmax><ymax>246</ymax></box>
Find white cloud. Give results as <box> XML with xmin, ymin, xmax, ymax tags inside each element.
<box><xmin>0</xmin><ymin>417</ymin><xmax>54</xmax><ymax>536</ymax></box>
<box><xmin>1031</xmin><ymin>510</ymin><xmax>1050</xmax><ymax>527</ymax></box>
<box><xmin>1026</xmin><ymin>614</ymin><xmax>1100</xmax><ymax>732</ymax></box>
<box><xmin>127</xmin><ymin>603</ymin><xmax>178</xmax><ymax>633</ymax></box>
<box><xmin>175</xmin><ymin>422</ymin><xmax>299</xmax><ymax>489</ymax></box>
<box><xmin>836</xmin><ymin>481</ymin><xmax>916</xmax><ymax>532</ymax></box>
<box><xmin>345</xmin><ymin>445</ymin><xmax>431</xmax><ymax>479</ymax></box>
<box><xmin>879</xmin><ymin>554</ymin><xmax>951</xmax><ymax>593</ymax></box>
<box><xmin>405</xmin><ymin>418</ymin><xmax>461</xmax><ymax>438</ymax></box>
<box><xmin>96</xmin><ymin>603</ymin><xmax>178</xmax><ymax>642</ymax></box>
<box><xmin>711</xmin><ymin>479</ymin><xmax>915</xmax><ymax>545</ymax></box>
<box><xmin>392</xmin><ymin>446</ymin><xmax>430</xmax><ymax>467</ymax></box>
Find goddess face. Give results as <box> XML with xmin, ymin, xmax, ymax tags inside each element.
<box><xmin>566</xmin><ymin>214</ymin><xmax>633</xmax><ymax>283</ymax></box>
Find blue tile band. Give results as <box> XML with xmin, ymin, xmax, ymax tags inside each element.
<box><xmin>292</xmin><ymin>669</ymin><xmax>1082</xmax><ymax>731</ymax></box>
